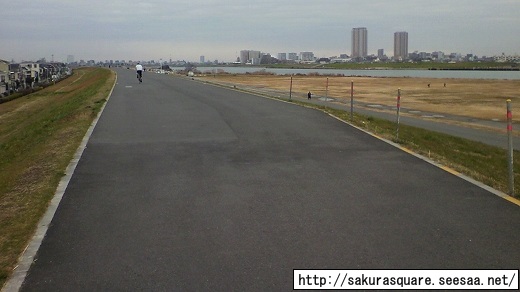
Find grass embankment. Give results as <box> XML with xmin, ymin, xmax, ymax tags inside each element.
<box><xmin>0</xmin><ymin>67</ymin><xmax>115</xmax><ymax>287</ymax></box>
<box><xmin>201</xmin><ymin>74</ymin><xmax>520</xmax><ymax>197</ymax></box>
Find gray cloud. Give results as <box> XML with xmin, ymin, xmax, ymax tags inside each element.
<box><xmin>2</xmin><ymin>0</ymin><xmax>519</xmax><ymax>62</ymax></box>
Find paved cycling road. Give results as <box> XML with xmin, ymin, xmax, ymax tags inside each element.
<box><xmin>18</xmin><ymin>68</ymin><xmax>520</xmax><ymax>291</ymax></box>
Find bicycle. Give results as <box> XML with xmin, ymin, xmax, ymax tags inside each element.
<box><xmin>136</xmin><ymin>71</ymin><xmax>143</xmax><ymax>83</ymax></box>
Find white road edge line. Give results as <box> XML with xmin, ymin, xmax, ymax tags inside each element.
<box><xmin>326</xmin><ymin>113</ymin><xmax>520</xmax><ymax>206</ymax></box>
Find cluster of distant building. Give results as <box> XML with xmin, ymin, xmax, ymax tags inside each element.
<box><xmin>0</xmin><ymin>58</ymin><xmax>70</xmax><ymax>97</ymax></box>
<box><xmin>238</xmin><ymin>28</ymin><xmax>520</xmax><ymax>65</ymax></box>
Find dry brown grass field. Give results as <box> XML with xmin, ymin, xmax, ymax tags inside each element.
<box><xmin>201</xmin><ymin>74</ymin><xmax>520</xmax><ymax>123</ymax></box>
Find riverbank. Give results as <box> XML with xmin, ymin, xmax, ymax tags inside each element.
<box><xmin>322</xmin><ymin>61</ymin><xmax>518</xmax><ymax>71</ymax></box>
<box><xmin>188</xmin><ymin>66</ymin><xmax>520</xmax><ymax>80</ymax></box>
<box><xmin>186</xmin><ymin>61</ymin><xmax>519</xmax><ymax>76</ymax></box>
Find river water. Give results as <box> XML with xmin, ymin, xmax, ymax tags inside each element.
<box><xmin>188</xmin><ymin>66</ymin><xmax>520</xmax><ymax>80</ymax></box>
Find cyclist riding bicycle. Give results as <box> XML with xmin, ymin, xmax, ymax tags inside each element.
<box><xmin>135</xmin><ymin>63</ymin><xmax>143</xmax><ymax>83</ymax></box>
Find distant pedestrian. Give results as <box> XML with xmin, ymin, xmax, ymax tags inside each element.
<box><xmin>444</xmin><ymin>83</ymin><xmax>446</xmax><ymax>87</ymax></box>
<box><xmin>427</xmin><ymin>83</ymin><xmax>430</xmax><ymax>88</ymax></box>
<box><xmin>308</xmin><ymin>91</ymin><xmax>312</xmax><ymax>99</ymax></box>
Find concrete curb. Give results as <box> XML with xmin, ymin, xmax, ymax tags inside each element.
<box><xmin>326</xmin><ymin>113</ymin><xmax>520</xmax><ymax>207</ymax></box>
<box><xmin>1</xmin><ymin>72</ymin><xmax>118</xmax><ymax>292</ymax></box>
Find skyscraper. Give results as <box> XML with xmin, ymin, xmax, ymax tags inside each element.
<box><xmin>394</xmin><ymin>32</ymin><xmax>409</xmax><ymax>60</ymax></box>
<box><xmin>351</xmin><ymin>27</ymin><xmax>368</xmax><ymax>59</ymax></box>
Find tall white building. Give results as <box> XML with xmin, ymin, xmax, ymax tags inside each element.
<box><xmin>240</xmin><ymin>50</ymin><xmax>249</xmax><ymax>64</ymax></box>
<box><xmin>299</xmin><ymin>52</ymin><xmax>315</xmax><ymax>62</ymax></box>
<box><xmin>239</xmin><ymin>50</ymin><xmax>261</xmax><ymax>64</ymax></box>
<box><xmin>394</xmin><ymin>32</ymin><xmax>408</xmax><ymax>60</ymax></box>
<box><xmin>351</xmin><ymin>27</ymin><xmax>368</xmax><ymax>58</ymax></box>
<box><xmin>288</xmin><ymin>53</ymin><xmax>298</xmax><ymax>61</ymax></box>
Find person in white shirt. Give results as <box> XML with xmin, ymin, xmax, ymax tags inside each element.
<box><xmin>135</xmin><ymin>63</ymin><xmax>143</xmax><ymax>83</ymax></box>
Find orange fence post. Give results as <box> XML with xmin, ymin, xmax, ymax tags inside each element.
<box><xmin>507</xmin><ymin>99</ymin><xmax>514</xmax><ymax>196</ymax></box>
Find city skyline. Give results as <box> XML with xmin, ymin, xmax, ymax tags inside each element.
<box><xmin>9</xmin><ymin>29</ymin><xmax>508</xmax><ymax>65</ymax></box>
<box><xmin>2</xmin><ymin>0</ymin><xmax>519</xmax><ymax>63</ymax></box>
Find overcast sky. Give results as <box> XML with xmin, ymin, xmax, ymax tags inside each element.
<box><xmin>2</xmin><ymin>0</ymin><xmax>519</xmax><ymax>63</ymax></box>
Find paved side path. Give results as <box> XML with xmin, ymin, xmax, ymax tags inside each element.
<box><xmin>201</xmin><ymin>78</ymin><xmax>519</xmax><ymax>149</ymax></box>
<box><xmin>17</xmin><ymin>68</ymin><xmax>520</xmax><ymax>291</ymax></box>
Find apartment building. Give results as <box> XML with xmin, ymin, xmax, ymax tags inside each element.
<box><xmin>394</xmin><ymin>31</ymin><xmax>409</xmax><ymax>60</ymax></box>
<box><xmin>239</xmin><ymin>50</ymin><xmax>262</xmax><ymax>64</ymax></box>
<box><xmin>351</xmin><ymin>27</ymin><xmax>368</xmax><ymax>58</ymax></box>
<box><xmin>299</xmin><ymin>52</ymin><xmax>315</xmax><ymax>62</ymax></box>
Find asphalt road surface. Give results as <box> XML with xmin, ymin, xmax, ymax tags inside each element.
<box><xmin>216</xmin><ymin>80</ymin><xmax>519</xmax><ymax>150</ymax></box>
<box><xmin>19</xmin><ymin>68</ymin><xmax>520</xmax><ymax>291</ymax></box>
